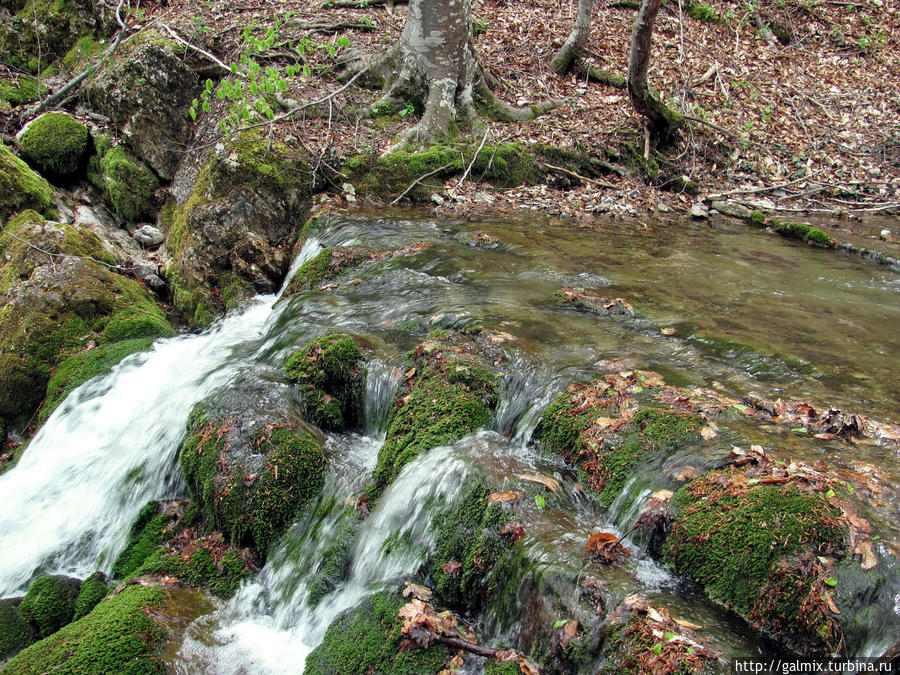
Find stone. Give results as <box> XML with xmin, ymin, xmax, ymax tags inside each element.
<box><xmin>132</xmin><ymin>224</ymin><xmax>164</xmax><ymax>248</ymax></box>
<box><xmin>711</xmin><ymin>200</ymin><xmax>752</xmax><ymax>219</ymax></box>
<box><xmin>690</xmin><ymin>202</ymin><xmax>709</xmax><ymax>219</ymax></box>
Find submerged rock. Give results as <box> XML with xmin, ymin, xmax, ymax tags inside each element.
<box><xmin>555</xmin><ymin>287</ymin><xmax>636</xmax><ymax>318</ymax></box>
<box><xmin>285</xmin><ymin>334</ymin><xmax>366</xmax><ymax>432</ymax></box>
<box><xmin>371</xmin><ymin>329</ymin><xmax>504</xmax><ymax>496</ymax></box>
<box><xmin>179</xmin><ymin>375</ymin><xmax>327</xmax><ymax>558</ymax></box>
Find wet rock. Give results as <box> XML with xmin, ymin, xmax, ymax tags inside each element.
<box><xmin>4</xmin><ymin>584</ymin><xmax>212</xmax><ymax>674</ymax></box>
<box><xmin>132</xmin><ymin>224</ymin><xmax>164</xmax><ymax>248</ymax></box>
<box><xmin>371</xmin><ymin>329</ymin><xmax>504</xmax><ymax>496</ymax></box>
<box><xmin>285</xmin><ymin>334</ymin><xmax>366</xmax><ymax>432</ymax></box>
<box><xmin>180</xmin><ymin>373</ymin><xmax>327</xmax><ymax>558</ymax></box>
<box><xmin>710</xmin><ymin>199</ymin><xmax>751</xmax><ymax>219</ymax></box>
<box><xmin>555</xmin><ymin>287</ymin><xmax>636</xmax><ymax>318</ymax></box>
<box><xmin>690</xmin><ymin>202</ymin><xmax>709</xmax><ymax>219</ymax></box>
<box><xmin>164</xmin><ymin>135</ymin><xmax>315</xmax><ymax>327</ymax></box>
<box><xmin>0</xmin><ymin>141</ymin><xmax>52</xmax><ymax>221</ymax></box>
<box><xmin>85</xmin><ymin>30</ymin><xmax>204</xmax><ymax>180</ymax></box>
<box><xmin>0</xmin><ymin>211</ymin><xmax>172</xmax><ymax>439</ymax></box>
<box><xmin>17</xmin><ymin>112</ymin><xmax>89</xmax><ymax>178</ymax></box>
<box><xmin>18</xmin><ymin>574</ymin><xmax>81</xmax><ymax>639</ymax></box>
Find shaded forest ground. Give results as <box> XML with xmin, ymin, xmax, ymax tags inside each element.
<box><xmin>3</xmin><ymin>0</ymin><xmax>898</xmax><ymax>230</ymax></box>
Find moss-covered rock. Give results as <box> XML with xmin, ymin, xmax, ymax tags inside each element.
<box><xmin>663</xmin><ymin>468</ymin><xmax>848</xmax><ymax>653</ymax></box>
<box><xmin>283</xmin><ymin>247</ymin><xmax>370</xmax><ymax>296</ymax></box>
<box><xmin>371</xmin><ymin>330</ymin><xmax>502</xmax><ymax>496</ymax></box>
<box><xmin>0</xmin><ymin>210</ymin><xmax>172</xmax><ymax>438</ymax></box>
<box><xmin>17</xmin><ymin>574</ymin><xmax>81</xmax><ymax>639</ymax></box>
<box><xmin>0</xmin><ymin>74</ymin><xmax>39</xmax><ymax>107</ymax></box>
<box><xmin>18</xmin><ymin>112</ymin><xmax>89</xmax><ymax>177</ymax></box>
<box><xmin>303</xmin><ymin>590</ymin><xmax>448</xmax><ymax>675</ymax></box>
<box><xmin>4</xmin><ymin>584</ymin><xmax>205</xmax><ymax>674</ymax></box>
<box><xmin>179</xmin><ymin>377</ymin><xmax>327</xmax><ymax>557</ymax></box>
<box><xmin>536</xmin><ymin>378</ymin><xmax>703</xmax><ymax>506</ymax></box>
<box><xmin>747</xmin><ymin>211</ymin><xmax>834</xmax><ymax>247</ymax></box>
<box><xmin>0</xmin><ymin>141</ymin><xmax>52</xmax><ymax>221</ymax></box>
<box><xmin>87</xmin><ymin>143</ymin><xmax>159</xmax><ymax>222</ymax></box>
<box><xmin>112</xmin><ymin>501</ymin><xmax>177</xmax><ymax>579</ymax></box>
<box><xmin>163</xmin><ymin>134</ymin><xmax>313</xmax><ymax>327</ymax></box>
<box><xmin>72</xmin><ymin>572</ymin><xmax>109</xmax><ymax>620</ymax></box>
<box><xmin>0</xmin><ymin>599</ymin><xmax>33</xmax><ymax>661</ymax></box>
<box><xmin>285</xmin><ymin>334</ymin><xmax>366</xmax><ymax>431</ymax></box>
<box><xmin>84</xmin><ymin>30</ymin><xmax>202</xmax><ymax>180</ymax></box>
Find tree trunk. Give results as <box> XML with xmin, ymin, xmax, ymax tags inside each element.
<box><xmin>551</xmin><ymin>0</ymin><xmax>595</xmax><ymax>76</ymax></box>
<box><xmin>627</xmin><ymin>0</ymin><xmax>683</xmax><ymax>144</ymax></box>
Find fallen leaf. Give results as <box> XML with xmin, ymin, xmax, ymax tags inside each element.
<box><xmin>441</xmin><ymin>561</ymin><xmax>462</xmax><ymax>575</ymax></box>
<box><xmin>405</xmin><ymin>367</ymin><xmax>417</xmax><ymax>378</ymax></box>
<box><xmin>402</xmin><ymin>581</ymin><xmax>433</xmax><ymax>601</ymax></box>
<box><xmin>700</xmin><ymin>426</ymin><xmax>718</xmax><ymax>440</ymax></box>
<box><xmin>672</xmin><ymin>466</ymin><xmax>700</xmax><ymax>481</ymax></box>
<box><xmin>586</xmin><ymin>531</ymin><xmax>631</xmax><ymax>563</ymax></box>
<box><xmin>673</xmin><ymin>617</ymin><xmax>703</xmax><ymax>631</ymax></box>
<box><xmin>822</xmin><ymin>591</ymin><xmax>841</xmax><ymax>615</ymax></box>
<box><xmin>651</xmin><ymin>489</ymin><xmax>673</xmax><ymax>501</ymax></box>
<box><xmin>854</xmin><ymin>540</ymin><xmax>877</xmax><ymax>570</ymax></box>
<box><xmin>488</xmin><ymin>490</ymin><xmax>525</xmax><ymax>503</ymax></box>
<box><xmin>498</xmin><ymin>520</ymin><xmax>526</xmax><ymax>543</ymax></box>
<box><xmin>661</xmin><ymin>327</ymin><xmax>676</xmax><ymax>335</ymax></box>
<box><xmin>517</xmin><ymin>473</ymin><xmax>560</xmax><ymax>492</ymax></box>
<box><xmin>560</xmin><ymin>620</ymin><xmax>579</xmax><ymax>648</ymax></box>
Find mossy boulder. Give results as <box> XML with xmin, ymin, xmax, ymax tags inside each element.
<box><xmin>286</xmin><ymin>334</ymin><xmax>366</xmax><ymax>431</ymax></box>
<box><xmin>179</xmin><ymin>376</ymin><xmax>327</xmax><ymax>558</ymax></box>
<box><xmin>663</xmin><ymin>468</ymin><xmax>848</xmax><ymax>653</ymax></box>
<box><xmin>371</xmin><ymin>330</ymin><xmax>502</xmax><ymax>496</ymax></box>
<box><xmin>18</xmin><ymin>112</ymin><xmax>90</xmax><ymax>177</ymax></box>
<box><xmin>72</xmin><ymin>572</ymin><xmax>109</xmax><ymax>620</ymax></box>
<box><xmin>17</xmin><ymin>574</ymin><xmax>81</xmax><ymax>639</ymax></box>
<box><xmin>163</xmin><ymin>134</ymin><xmax>313</xmax><ymax>327</ymax></box>
<box><xmin>113</xmin><ymin>500</ymin><xmax>253</xmax><ymax>599</ymax></box>
<box><xmin>0</xmin><ymin>141</ymin><xmax>52</xmax><ymax>221</ymax></box>
<box><xmin>747</xmin><ymin>212</ymin><xmax>834</xmax><ymax>247</ymax></box>
<box><xmin>536</xmin><ymin>379</ymin><xmax>703</xmax><ymax>506</ymax></box>
<box><xmin>4</xmin><ymin>583</ymin><xmax>209</xmax><ymax>674</ymax></box>
<box><xmin>0</xmin><ymin>210</ymin><xmax>172</xmax><ymax>438</ymax></box>
<box><xmin>303</xmin><ymin>590</ymin><xmax>448</xmax><ymax>675</ymax></box>
<box><xmin>0</xmin><ymin>599</ymin><xmax>33</xmax><ymax>661</ymax></box>
<box><xmin>87</xmin><ymin>142</ymin><xmax>159</xmax><ymax>222</ymax></box>
<box><xmin>283</xmin><ymin>246</ymin><xmax>370</xmax><ymax>296</ymax></box>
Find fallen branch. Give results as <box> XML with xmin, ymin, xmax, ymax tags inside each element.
<box><xmin>452</xmin><ymin>129</ymin><xmax>490</xmax><ymax>191</ymax></box>
<box><xmin>160</xmin><ymin>23</ymin><xmax>231</xmax><ymax>73</ymax></box>
<box><xmin>540</xmin><ymin>162</ymin><xmax>620</xmax><ymax>189</ymax></box>
<box><xmin>390</xmin><ymin>162</ymin><xmax>454</xmax><ymax>205</ymax></box>
<box><xmin>706</xmin><ymin>172</ymin><xmax>821</xmax><ymax>200</ymax></box>
<box><xmin>25</xmin><ymin>0</ymin><xmax>128</xmax><ymax>118</ymax></box>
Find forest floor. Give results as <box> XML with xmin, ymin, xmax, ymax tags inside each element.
<box><xmin>5</xmin><ymin>0</ymin><xmax>899</xmax><ymax>236</ymax></box>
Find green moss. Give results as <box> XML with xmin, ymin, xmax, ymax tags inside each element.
<box><xmin>303</xmin><ymin>591</ymin><xmax>447</xmax><ymax>675</ymax></box>
<box><xmin>0</xmin><ymin>599</ymin><xmax>33</xmax><ymax>660</ymax></box>
<box><xmin>0</xmin><ymin>143</ymin><xmax>52</xmax><ymax>221</ymax></box>
<box><xmin>180</xmin><ymin>422</ymin><xmax>327</xmax><ymax>558</ymax></box>
<box><xmin>343</xmin><ymin>142</ymin><xmax>543</xmax><ymax>200</ymax></box>
<box><xmin>536</xmin><ymin>385</ymin><xmax>606</xmax><ymax>461</ymax></box>
<box><xmin>372</xmin><ymin>359</ymin><xmax>498</xmax><ymax>494</ymax></box>
<box><xmin>686</xmin><ymin>0</ymin><xmax>720</xmax><ymax>22</ymax></box>
<box><xmin>0</xmin><ymin>74</ymin><xmax>39</xmax><ymax>106</ymax></box>
<box><xmin>0</xmin><ymin>0</ymin><xmax>99</xmax><ymax>75</ymax></box>
<box><xmin>431</xmin><ymin>476</ymin><xmax>512</xmax><ymax>610</ymax></box>
<box><xmin>286</xmin><ymin>334</ymin><xmax>366</xmax><ymax>431</ymax></box>
<box><xmin>284</xmin><ymin>247</ymin><xmax>370</xmax><ymax>296</ymax></box>
<box><xmin>17</xmin><ymin>575</ymin><xmax>80</xmax><ymax>639</ymax></box>
<box><xmin>484</xmin><ymin>661</ymin><xmax>522</xmax><ymax>675</ymax></box>
<box><xmin>19</xmin><ymin>112</ymin><xmax>89</xmax><ymax>176</ymax></box>
<box><xmin>4</xmin><ymin>585</ymin><xmax>167</xmax><ymax>675</ymax></box>
<box><xmin>595</xmin><ymin>408</ymin><xmax>703</xmax><ymax>506</ymax></box>
<box><xmin>39</xmin><ymin>338</ymin><xmax>153</xmax><ymax>422</ymax></box>
<box><xmin>94</xmin><ymin>146</ymin><xmax>159</xmax><ymax>222</ymax></box>
<box><xmin>749</xmin><ymin>210</ymin><xmax>766</xmax><ymax>226</ymax></box>
<box><xmin>112</xmin><ymin>501</ymin><xmax>175</xmax><ymax>579</ymax></box>
<box><xmin>61</xmin><ymin>35</ymin><xmax>103</xmax><ymax>72</ymax></box>
<box><xmin>745</xmin><ymin>212</ymin><xmax>834</xmax><ymax>247</ymax></box>
<box><xmin>663</xmin><ymin>470</ymin><xmax>845</xmax><ymax>614</ymax></box>
<box><xmin>307</xmin><ymin>519</ymin><xmax>358</xmax><ymax>606</ymax></box>
<box><xmin>102</xmin><ymin>275</ymin><xmax>173</xmax><ymax>342</ymax></box>
<box><xmin>73</xmin><ymin>572</ymin><xmax>109</xmax><ymax>620</ymax></box>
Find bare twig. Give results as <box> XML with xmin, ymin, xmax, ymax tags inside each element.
<box><xmin>540</xmin><ymin>162</ymin><xmax>620</xmax><ymax>189</ymax></box>
<box><xmin>389</xmin><ymin>162</ymin><xmax>453</xmax><ymax>205</ymax></box>
<box><xmin>160</xmin><ymin>23</ymin><xmax>231</xmax><ymax>72</ymax></box>
<box><xmin>707</xmin><ymin>172</ymin><xmax>820</xmax><ymax>200</ymax></box>
<box><xmin>453</xmin><ymin>129</ymin><xmax>490</xmax><ymax>190</ymax></box>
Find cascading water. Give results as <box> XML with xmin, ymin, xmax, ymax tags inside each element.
<box><xmin>0</xmin><ymin>238</ymin><xmax>325</xmax><ymax>596</ymax></box>
<box><xmin>2</xmin><ymin>212</ymin><xmax>897</xmax><ymax>669</ymax></box>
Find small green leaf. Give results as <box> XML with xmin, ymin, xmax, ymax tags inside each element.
<box><xmin>189</xmin><ymin>107</ymin><xmax>197</xmax><ymax>121</ymax></box>
<box><xmin>731</xmin><ymin>403</ymin><xmax>749</xmax><ymax>411</ymax></box>
<box><xmin>844</xmin><ymin>482</ymin><xmax>855</xmax><ymax>495</ymax></box>
<box><xmin>651</xmin><ymin>643</ymin><xmax>663</xmax><ymax>655</ymax></box>
<box><xmin>553</xmin><ymin>619</ymin><xmax>567</xmax><ymax>629</ymax></box>
<box><xmin>790</xmin><ymin>427</ymin><xmax>808</xmax><ymax>434</ymax></box>
<box><xmin>825</xmin><ymin>489</ymin><xmax>836</xmax><ymax>499</ymax></box>
<box><xmin>664</xmin><ymin>631</ymin><xmax>676</xmax><ymax>641</ymax></box>
<box><xmin>535</xmin><ymin>494</ymin><xmax>546</xmax><ymax>508</ymax></box>
<box><xmin>205</xmin><ymin>78</ymin><xmax>214</xmax><ymax>91</ymax></box>
<box><xmin>286</xmin><ymin>65</ymin><xmax>296</xmax><ymax>77</ymax></box>
<box><xmin>336</xmin><ymin>36</ymin><xmax>350</xmax><ymax>48</ymax></box>
<box><xmin>817</xmin><ymin>556</ymin><xmax>830</xmax><ymax>565</ymax></box>
<box><xmin>191</xmin><ymin>98</ymin><xmax>199</xmax><ymax>108</ymax></box>
<box><xmin>825</xmin><ymin>577</ymin><xmax>837</xmax><ymax>587</ymax></box>
<box><xmin>201</xmin><ymin>100</ymin><xmax>210</xmax><ymax>112</ymax></box>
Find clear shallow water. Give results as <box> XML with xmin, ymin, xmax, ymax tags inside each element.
<box><xmin>1</xmin><ymin>212</ymin><xmax>897</xmax><ymax>668</ymax></box>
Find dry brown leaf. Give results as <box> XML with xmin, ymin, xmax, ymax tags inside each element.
<box><xmin>441</xmin><ymin>561</ymin><xmax>462</xmax><ymax>575</ymax></box>
<box><xmin>673</xmin><ymin>617</ymin><xmax>703</xmax><ymax>631</ymax></box>
<box><xmin>700</xmin><ymin>426</ymin><xmax>718</xmax><ymax>440</ymax></box>
<box><xmin>488</xmin><ymin>490</ymin><xmax>525</xmax><ymax>504</ymax></box>
<box><xmin>517</xmin><ymin>473</ymin><xmax>560</xmax><ymax>492</ymax></box>
<box><xmin>498</xmin><ymin>520</ymin><xmax>526</xmax><ymax>543</ymax></box>
<box><xmin>402</xmin><ymin>581</ymin><xmax>433</xmax><ymax>601</ymax></box>
<box><xmin>586</xmin><ymin>531</ymin><xmax>631</xmax><ymax>563</ymax></box>
<box><xmin>854</xmin><ymin>540</ymin><xmax>878</xmax><ymax>571</ymax></box>
<box><xmin>560</xmin><ymin>620</ymin><xmax>579</xmax><ymax>648</ymax></box>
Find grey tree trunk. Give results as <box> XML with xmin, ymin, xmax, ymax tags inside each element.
<box><xmin>551</xmin><ymin>0</ymin><xmax>595</xmax><ymax>76</ymax></box>
<box><xmin>627</xmin><ymin>0</ymin><xmax>683</xmax><ymax>144</ymax></box>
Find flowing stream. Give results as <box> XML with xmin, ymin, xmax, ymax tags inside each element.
<box><xmin>1</xmin><ymin>211</ymin><xmax>898</xmax><ymax>669</ymax></box>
